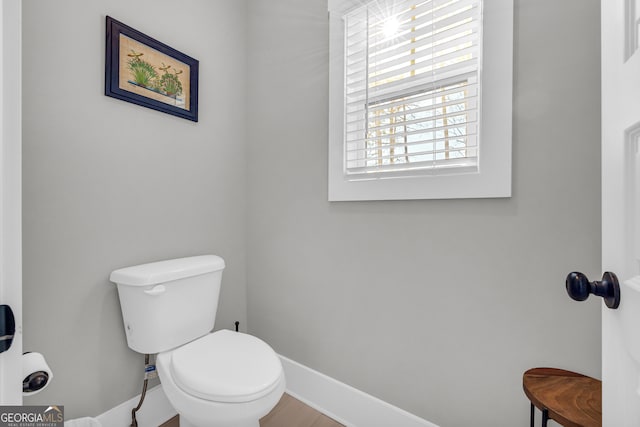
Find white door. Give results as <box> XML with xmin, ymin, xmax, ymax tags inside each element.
<box><xmin>602</xmin><ymin>0</ymin><xmax>640</xmax><ymax>425</ymax></box>
<box><xmin>0</xmin><ymin>0</ymin><xmax>22</xmax><ymax>405</ymax></box>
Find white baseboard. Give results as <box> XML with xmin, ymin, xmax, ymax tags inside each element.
<box><xmin>280</xmin><ymin>355</ymin><xmax>439</xmax><ymax>427</ymax></box>
<box><xmin>94</xmin><ymin>356</ymin><xmax>438</xmax><ymax>427</ymax></box>
<box><xmin>95</xmin><ymin>384</ymin><xmax>176</xmax><ymax>427</ymax></box>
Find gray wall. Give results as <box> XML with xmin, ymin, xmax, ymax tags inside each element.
<box><xmin>22</xmin><ymin>0</ymin><xmax>247</xmax><ymax>418</ymax></box>
<box><xmin>245</xmin><ymin>1</ymin><xmax>602</xmax><ymax>426</ymax></box>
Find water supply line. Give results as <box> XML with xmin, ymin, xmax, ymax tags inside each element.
<box><xmin>131</xmin><ymin>353</ymin><xmax>153</xmax><ymax>427</ymax></box>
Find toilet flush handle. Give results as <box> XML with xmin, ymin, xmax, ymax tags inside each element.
<box><xmin>143</xmin><ymin>285</ymin><xmax>166</xmax><ymax>296</ymax></box>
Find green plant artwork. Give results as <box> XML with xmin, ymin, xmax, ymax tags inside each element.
<box><xmin>158</xmin><ymin>63</ymin><xmax>183</xmax><ymax>97</ymax></box>
<box><xmin>126</xmin><ymin>51</ymin><xmax>158</xmax><ymax>88</ymax></box>
<box><xmin>126</xmin><ymin>50</ymin><xmax>183</xmax><ymax>99</ymax></box>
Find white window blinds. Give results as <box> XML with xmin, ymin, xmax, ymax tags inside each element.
<box><xmin>343</xmin><ymin>0</ymin><xmax>481</xmax><ymax>177</ymax></box>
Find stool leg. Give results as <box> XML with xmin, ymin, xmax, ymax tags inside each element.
<box><xmin>530</xmin><ymin>403</ymin><xmax>534</xmax><ymax>427</ymax></box>
<box><xmin>541</xmin><ymin>408</ymin><xmax>549</xmax><ymax>427</ymax></box>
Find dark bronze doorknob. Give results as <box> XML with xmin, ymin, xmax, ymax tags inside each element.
<box><xmin>0</xmin><ymin>305</ymin><xmax>15</xmax><ymax>353</ymax></box>
<box><xmin>566</xmin><ymin>271</ymin><xmax>620</xmax><ymax>309</ymax></box>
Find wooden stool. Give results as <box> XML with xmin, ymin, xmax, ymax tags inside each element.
<box><xmin>522</xmin><ymin>368</ymin><xmax>601</xmax><ymax>427</ymax></box>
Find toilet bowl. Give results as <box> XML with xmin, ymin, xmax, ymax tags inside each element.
<box><xmin>110</xmin><ymin>256</ymin><xmax>285</xmax><ymax>427</ymax></box>
<box><xmin>157</xmin><ymin>330</ymin><xmax>285</xmax><ymax>427</ymax></box>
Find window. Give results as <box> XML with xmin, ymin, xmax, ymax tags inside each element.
<box><xmin>329</xmin><ymin>0</ymin><xmax>513</xmax><ymax>201</ymax></box>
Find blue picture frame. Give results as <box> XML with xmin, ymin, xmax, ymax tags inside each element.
<box><xmin>105</xmin><ymin>16</ymin><xmax>199</xmax><ymax>122</ymax></box>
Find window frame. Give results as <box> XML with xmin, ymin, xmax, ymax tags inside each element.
<box><xmin>328</xmin><ymin>0</ymin><xmax>513</xmax><ymax>201</ymax></box>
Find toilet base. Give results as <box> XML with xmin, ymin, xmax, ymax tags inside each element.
<box><xmin>179</xmin><ymin>415</ymin><xmax>259</xmax><ymax>427</ymax></box>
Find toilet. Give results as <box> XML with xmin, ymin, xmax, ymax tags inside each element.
<box><xmin>110</xmin><ymin>255</ymin><xmax>285</xmax><ymax>427</ymax></box>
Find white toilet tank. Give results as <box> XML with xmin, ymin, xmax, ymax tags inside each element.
<box><xmin>110</xmin><ymin>255</ymin><xmax>225</xmax><ymax>354</ymax></box>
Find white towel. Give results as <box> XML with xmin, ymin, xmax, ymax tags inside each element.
<box><xmin>64</xmin><ymin>417</ymin><xmax>102</xmax><ymax>427</ymax></box>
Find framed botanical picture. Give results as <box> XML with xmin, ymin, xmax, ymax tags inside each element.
<box><xmin>105</xmin><ymin>16</ymin><xmax>199</xmax><ymax>122</ymax></box>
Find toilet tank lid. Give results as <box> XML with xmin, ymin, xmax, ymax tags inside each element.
<box><xmin>109</xmin><ymin>255</ymin><xmax>225</xmax><ymax>286</ymax></box>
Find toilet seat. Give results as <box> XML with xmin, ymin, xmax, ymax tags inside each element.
<box><xmin>169</xmin><ymin>330</ymin><xmax>282</xmax><ymax>403</ymax></box>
